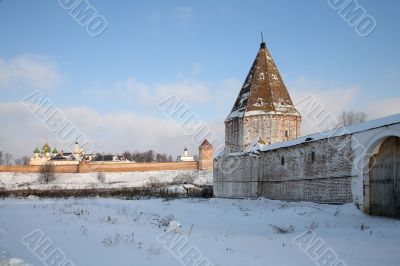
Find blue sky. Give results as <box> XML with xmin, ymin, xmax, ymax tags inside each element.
<box><xmin>0</xmin><ymin>0</ymin><xmax>399</xmax><ymax>158</ymax></box>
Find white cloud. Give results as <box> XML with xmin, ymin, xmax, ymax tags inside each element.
<box><xmin>83</xmin><ymin>77</ymin><xmax>211</xmax><ymax>110</ymax></box>
<box><xmin>363</xmin><ymin>98</ymin><xmax>400</xmax><ymax>119</ymax></box>
<box><xmin>154</xmin><ymin>81</ymin><xmax>210</xmax><ymax>103</ymax></box>
<box><xmin>0</xmin><ymin>55</ymin><xmax>61</xmax><ymax>90</ymax></box>
<box><xmin>290</xmin><ymin>78</ymin><xmax>359</xmax><ymax>135</ymax></box>
<box><xmin>291</xmin><ymin>77</ymin><xmax>359</xmax><ymax>116</ymax></box>
<box><xmin>213</xmin><ymin>78</ymin><xmax>242</xmax><ymax>114</ymax></box>
<box><xmin>290</xmin><ymin>77</ymin><xmax>400</xmax><ymax>136</ymax></box>
<box><xmin>0</xmin><ymin>101</ymin><xmax>209</xmax><ymax>159</ymax></box>
<box><xmin>3</xmin><ymin>73</ymin><xmax>398</xmax><ymax>160</ymax></box>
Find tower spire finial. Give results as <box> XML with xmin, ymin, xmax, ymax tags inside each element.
<box><xmin>260</xmin><ymin>32</ymin><xmax>266</xmax><ymax>48</ymax></box>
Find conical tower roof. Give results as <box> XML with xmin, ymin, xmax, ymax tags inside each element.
<box><xmin>226</xmin><ymin>41</ymin><xmax>300</xmax><ymax>122</ymax></box>
<box><xmin>200</xmin><ymin>139</ymin><xmax>212</xmax><ymax>147</ymax></box>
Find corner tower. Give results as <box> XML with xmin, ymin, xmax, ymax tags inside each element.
<box><xmin>225</xmin><ymin>40</ymin><xmax>301</xmax><ymax>152</ymax></box>
<box><xmin>199</xmin><ymin>139</ymin><xmax>213</xmax><ymax>170</ymax></box>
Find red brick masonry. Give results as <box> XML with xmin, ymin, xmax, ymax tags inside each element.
<box><xmin>0</xmin><ymin>161</ymin><xmax>199</xmax><ymax>173</ymax></box>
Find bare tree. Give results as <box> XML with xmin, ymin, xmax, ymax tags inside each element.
<box><xmin>39</xmin><ymin>163</ymin><xmax>55</xmax><ymax>184</ymax></box>
<box><xmin>97</xmin><ymin>172</ymin><xmax>106</xmax><ymax>183</ymax></box>
<box><xmin>4</xmin><ymin>153</ymin><xmax>12</xmax><ymax>165</ymax></box>
<box><xmin>0</xmin><ymin>151</ymin><xmax>13</xmax><ymax>165</ymax></box>
<box><xmin>15</xmin><ymin>156</ymin><xmax>30</xmax><ymax>165</ymax></box>
<box><xmin>336</xmin><ymin>111</ymin><xmax>368</xmax><ymax>128</ymax></box>
<box><xmin>97</xmin><ymin>150</ymin><xmax>173</xmax><ymax>163</ymax></box>
<box><xmin>122</xmin><ymin>151</ymin><xmax>132</xmax><ymax>161</ymax></box>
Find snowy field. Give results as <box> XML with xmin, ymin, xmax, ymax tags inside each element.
<box><xmin>0</xmin><ymin>170</ymin><xmax>212</xmax><ymax>190</ymax></box>
<box><xmin>0</xmin><ymin>197</ymin><xmax>399</xmax><ymax>266</ymax></box>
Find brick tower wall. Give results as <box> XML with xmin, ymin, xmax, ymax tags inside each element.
<box><xmin>199</xmin><ymin>145</ymin><xmax>213</xmax><ymax>170</ymax></box>
<box><xmin>225</xmin><ymin>114</ymin><xmax>301</xmax><ymax>153</ymax></box>
<box><xmin>225</xmin><ymin>118</ymin><xmax>243</xmax><ymax>153</ymax></box>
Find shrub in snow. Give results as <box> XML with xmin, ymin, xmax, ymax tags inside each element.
<box><xmin>172</xmin><ymin>173</ymin><xmax>194</xmax><ymax>185</ymax></box>
<box><xmin>145</xmin><ymin>179</ymin><xmax>165</xmax><ymax>189</ymax></box>
<box><xmin>102</xmin><ymin>232</ymin><xmax>135</xmax><ymax>248</ymax></box>
<box><xmin>97</xmin><ymin>172</ymin><xmax>106</xmax><ymax>184</ymax></box>
<box><xmin>357</xmin><ymin>223</ymin><xmax>370</xmax><ymax>231</ymax></box>
<box><xmin>201</xmin><ymin>186</ymin><xmax>213</xmax><ymax>198</ymax></box>
<box><xmin>269</xmin><ymin>224</ymin><xmax>294</xmax><ymax>234</ymax></box>
<box><xmin>308</xmin><ymin>221</ymin><xmax>318</xmax><ymax>230</ymax></box>
<box><xmin>39</xmin><ymin>163</ymin><xmax>55</xmax><ymax>184</ymax></box>
<box><xmin>279</xmin><ymin>202</ymin><xmax>288</xmax><ymax>209</ymax></box>
<box><xmin>152</xmin><ymin>214</ymin><xmax>175</xmax><ymax>229</ymax></box>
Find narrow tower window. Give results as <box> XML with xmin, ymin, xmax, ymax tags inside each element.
<box><xmin>311</xmin><ymin>151</ymin><xmax>315</xmax><ymax>162</ymax></box>
<box><xmin>281</xmin><ymin>156</ymin><xmax>285</xmax><ymax>166</ymax></box>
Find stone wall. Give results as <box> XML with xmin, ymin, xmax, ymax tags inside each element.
<box><xmin>78</xmin><ymin>161</ymin><xmax>198</xmax><ymax>173</ymax></box>
<box><xmin>0</xmin><ymin>161</ymin><xmax>198</xmax><ymax>173</ymax></box>
<box><xmin>214</xmin><ymin>134</ymin><xmax>354</xmax><ymax>203</ymax></box>
<box><xmin>214</xmin><ymin>155</ymin><xmax>258</xmax><ymax>198</ymax></box>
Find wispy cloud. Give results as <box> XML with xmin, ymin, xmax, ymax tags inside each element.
<box><xmin>0</xmin><ymin>55</ymin><xmax>62</xmax><ymax>90</ymax></box>
<box><xmin>174</xmin><ymin>6</ymin><xmax>194</xmax><ymax>25</ymax></box>
<box><xmin>290</xmin><ymin>77</ymin><xmax>400</xmax><ymax>135</ymax></box>
<box><xmin>2</xmin><ymin>71</ymin><xmax>398</xmax><ymax>158</ymax></box>
<box><xmin>363</xmin><ymin>97</ymin><xmax>400</xmax><ymax>119</ymax></box>
<box><xmin>0</xmin><ymin>101</ymin><xmax>201</xmax><ymax>158</ymax></box>
<box><xmin>83</xmin><ymin>76</ymin><xmax>212</xmax><ymax>110</ymax></box>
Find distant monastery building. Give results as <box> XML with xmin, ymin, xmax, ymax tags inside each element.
<box><xmin>29</xmin><ymin>140</ymin><xmax>214</xmax><ymax>171</ymax></box>
<box><xmin>177</xmin><ymin>147</ymin><xmax>195</xmax><ymax>162</ymax></box>
<box><xmin>30</xmin><ymin>141</ymin><xmax>91</xmax><ymax>165</ymax></box>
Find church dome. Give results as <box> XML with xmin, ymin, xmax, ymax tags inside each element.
<box><xmin>34</xmin><ymin>147</ymin><xmax>40</xmax><ymax>153</ymax></box>
<box><xmin>42</xmin><ymin>143</ymin><xmax>51</xmax><ymax>154</ymax></box>
<box><xmin>52</xmin><ymin>147</ymin><xmax>58</xmax><ymax>154</ymax></box>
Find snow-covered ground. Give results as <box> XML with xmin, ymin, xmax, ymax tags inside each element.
<box><xmin>0</xmin><ymin>170</ymin><xmax>212</xmax><ymax>190</ymax></box>
<box><xmin>0</xmin><ymin>197</ymin><xmax>399</xmax><ymax>266</ymax></box>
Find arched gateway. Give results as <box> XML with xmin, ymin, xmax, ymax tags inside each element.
<box><xmin>365</xmin><ymin>136</ymin><xmax>400</xmax><ymax>218</ymax></box>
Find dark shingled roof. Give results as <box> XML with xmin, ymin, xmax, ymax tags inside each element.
<box><xmin>226</xmin><ymin>41</ymin><xmax>300</xmax><ymax>122</ymax></box>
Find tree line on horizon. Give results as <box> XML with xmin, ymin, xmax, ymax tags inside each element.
<box><xmin>120</xmin><ymin>150</ymin><xmax>174</xmax><ymax>163</ymax></box>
